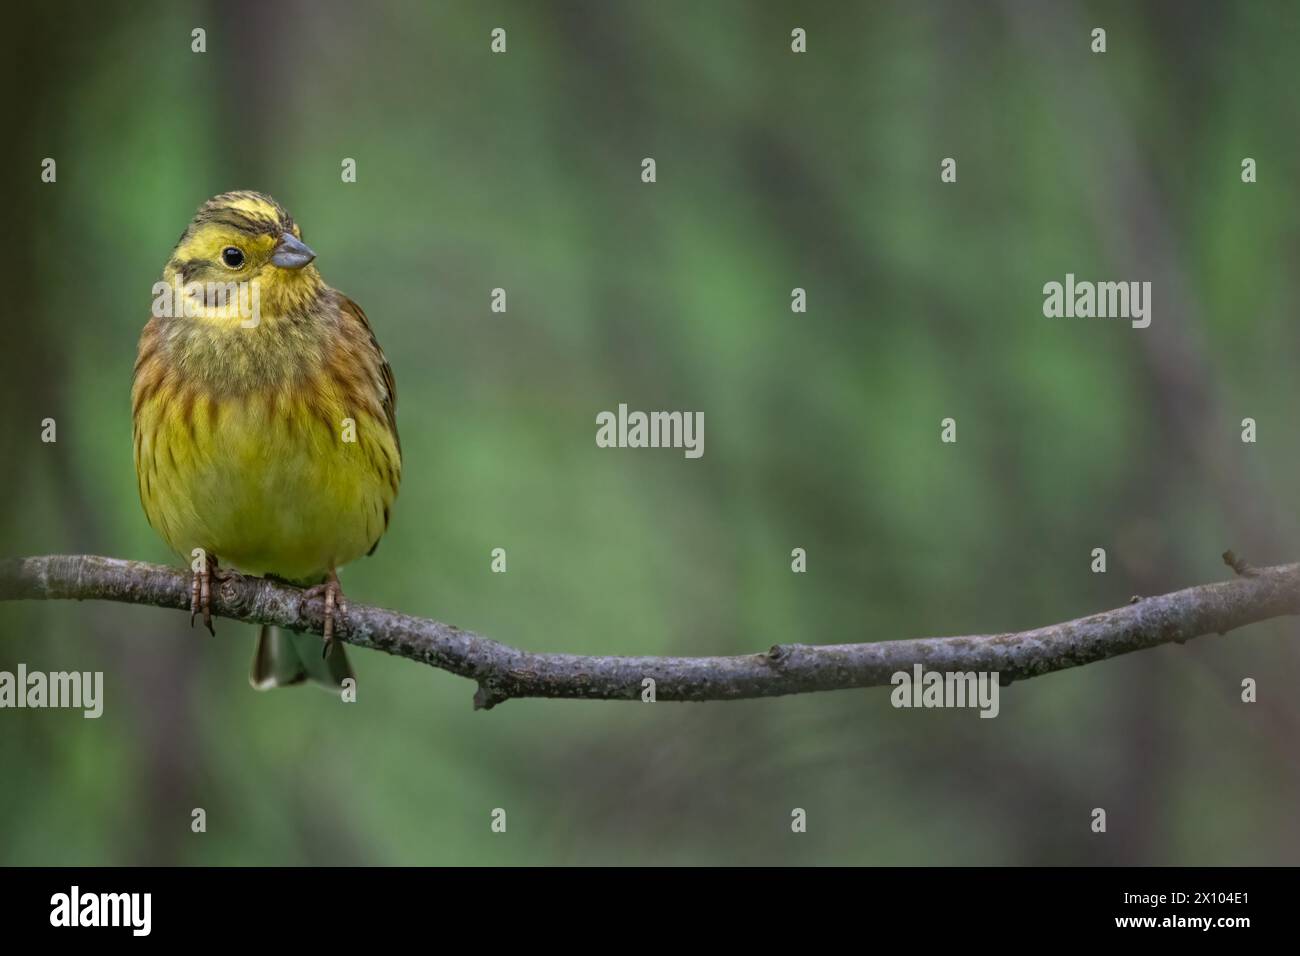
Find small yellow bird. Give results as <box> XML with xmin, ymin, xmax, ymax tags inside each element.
<box><xmin>132</xmin><ymin>191</ymin><xmax>401</xmax><ymax>688</ymax></box>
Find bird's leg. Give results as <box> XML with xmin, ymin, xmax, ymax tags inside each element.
<box><xmin>300</xmin><ymin>570</ymin><xmax>347</xmax><ymax>657</ymax></box>
<box><xmin>189</xmin><ymin>555</ymin><xmax>218</xmax><ymax>637</ymax></box>
<box><xmin>189</xmin><ymin>569</ymin><xmax>201</xmax><ymax>626</ymax></box>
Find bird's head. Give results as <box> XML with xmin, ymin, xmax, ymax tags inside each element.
<box><xmin>163</xmin><ymin>191</ymin><xmax>325</xmax><ymax>321</ymax></box>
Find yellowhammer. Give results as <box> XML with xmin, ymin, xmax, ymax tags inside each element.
<box><xmin>132</xmin><ymin>191</ymin><xmax>401</xmax><ymax>689</ymax></box>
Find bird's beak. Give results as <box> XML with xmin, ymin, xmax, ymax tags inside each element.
<box><xmin>270</xmin><ymin>233</ymin><xmax>316</xmax><ymax>269</ymax></box>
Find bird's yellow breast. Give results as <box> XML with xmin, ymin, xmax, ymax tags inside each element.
<box><xmin>134</xmin><ymin>378</ymin><xmax>398</xmax><ymax>584</ymax></box>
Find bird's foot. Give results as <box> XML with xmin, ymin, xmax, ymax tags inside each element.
<box><xmin>300</xmin><ymin>571</ymin><xmax>347</xmax><ymax>658</ymax></box>
<box><xmin>189</xmin><ymin>557</ymin><xmax>218</xmax><ymax>637</ymax></box>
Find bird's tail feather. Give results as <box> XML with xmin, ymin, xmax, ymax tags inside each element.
<box><xmin>250</xmin><ymin>624</ymin><xmax>353</xmax><ymax>690</ymax></box>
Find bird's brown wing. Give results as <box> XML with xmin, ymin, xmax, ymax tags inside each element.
<box><xmin>336</xmin><ymin>293</ymin><xmax>401</xmax><ymax>558</ymax></box>
<box><xmin>338</xmin><ymin>293</ymin><xmax>400</xmax><ymax>457</ymax></box>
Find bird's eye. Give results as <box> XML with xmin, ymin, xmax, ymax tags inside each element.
<box><xmin>221</xmin><ymin>246</ymin><xmax>245</xmax><ymax>268</ymax></box>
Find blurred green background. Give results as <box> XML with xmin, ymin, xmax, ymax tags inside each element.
<box><xmin>2</xmin><ymin>0</ymin><xmax>1299</xmax><ymax>865</ymax></box>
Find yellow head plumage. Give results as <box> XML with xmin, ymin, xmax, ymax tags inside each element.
<box><xmin>164</xmin><ymin>190</ymin><xmax>325</xmax><ymax>322</ymax></box>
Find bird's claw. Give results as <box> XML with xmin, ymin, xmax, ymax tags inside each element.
<box><xmin>300</xmin><ymin>573</ymin><xmax>347</xmax><ymax>658</ymax></box>
<box><xmin>189</xmin><ymin>560</ymin><xmax>216</xmax><ymax>636</ymax></box>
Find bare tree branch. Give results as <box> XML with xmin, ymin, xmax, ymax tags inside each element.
<box><xmin>1</xmin><ymin>554</ymin><xmax>1296</xmax><ymax>709</ymax></box>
